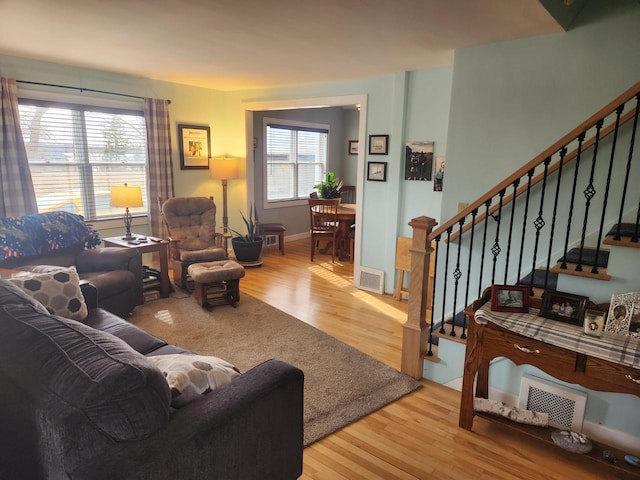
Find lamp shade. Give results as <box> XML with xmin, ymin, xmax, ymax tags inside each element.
<box><xmin>209</xmin><ymin>157</ymin><xmax>239</xmax><ymax>180</ymax></box>
<box><xmin>110</xmin><ymin>184</ymin><xmax>143</xmax><ymax>208</ymax></box>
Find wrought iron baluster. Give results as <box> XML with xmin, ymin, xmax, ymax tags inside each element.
<box><xmin>490</xmin><ymin>190</ymin><xmax>506</xmax><ymax>284</ymax></box>
<box><xmin>561</xmin><ymin>132</ymin><xmax>586</xmax><ymax>269</ymax></box>
<box><xmin>426</xmin><ymin>235</ymin><xmax>441</xmax><ymax>357</ymax></box>
<box><xmin>545</xmin><ymin>147</ymin><xmax>568</xmax><ymax>287</ymax></box>
<box><xmin>593</xmin><ymin>105</ymin><xmax>624</xmax><ymax>274</ymax></box>
<box><xmin>517</xmin><ymin>169</ymin><xmax>534</xmax><ymax>289</ymax></box>
<box><xmin>614</xmin><ymin>94</ymin><xmax>639</xmax><ymax>241</ymax></box>
<box><xmin>503</xmin><ymin>179</ymin><xmax>520</xmax><ymax>284</ymax></box>
<box><xmin>477</xmin><ymin>200</ymin><xmax>492</xmax><ymax>298</ymax></box>
<box><xmin>530</xmin><ymin>157</ymin><xmax>551</xmax><ymax>283</ymax></box>
<box><xmin>577</xmin><ymin>120</ymin><xmax>604</xmax><ymax>272</ymax></box>
<box><xmin>450</xmin><ymin>218</ymin><xmax>465</xmax><ymax>338</ymax></box>
<box><xmin>440</xmin><ymin>227</ymin><xmax>453</xmax><ymax>335</ymax></box>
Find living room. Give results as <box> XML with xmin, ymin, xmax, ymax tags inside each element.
<box><xmin>1</xmin><ymin>1</ymin><xmax>639</xmax><ymax>478</ymax></box>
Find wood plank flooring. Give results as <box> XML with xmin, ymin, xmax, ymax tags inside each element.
<box><xmin>237</xmin><ymin>239</ymin><xmax>632</xmax><ymax>480</ymax></box>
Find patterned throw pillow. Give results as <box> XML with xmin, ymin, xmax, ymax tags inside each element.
<box><xmin>148</xmin><ymin>354</ymin><xmax>241</xmax><ymax>408</ymax></box>
<box><xmin>8</xmin><ymin>266</ymin><xmax>88</xmax><ymax>321</ymax></box>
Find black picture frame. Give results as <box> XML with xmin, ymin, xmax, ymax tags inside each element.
<box><xmin>539</xmin><ymin>290</ymin><xmax>588</xmax><ymax>325</ymax></box>
<box><xmin>348</xmin><ymin>140</ymin><xmax>358</xmax><ymax>155</ymax></box>
<box><xmin>490</xmin><ymin>284</ymin><xmax>530</xmax><ymax>313</ymax></box>
<box><xmin>178</xmin><ymin>124</ymin><xmax>210</xmax><ymax>170</ymax></box>
<box><xmin>368</xmin><ymin>134</ymin><xmax>389</xmax><ymax>155</ymax></box>
<box><xmin>367</xmin><ymin>162</ymin><xmax>387</xmax><ymax>182</ymax></box>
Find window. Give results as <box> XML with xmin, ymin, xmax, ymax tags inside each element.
<box><xmin>265</xmin><ymin>119</ymin><xmax>328</xmax><ymax>202</ymax></box>
<box><xmin>18</xmin><ymin>100</ymin><xmax>148</xmax><ymax>221</ymax></box>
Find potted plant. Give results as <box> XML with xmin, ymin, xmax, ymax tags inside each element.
<box><xmin>313</xmin><ymin>171</ymin><xmax>343</xmax><ymax>199</ymax></box>
<box><xmin>231</xmin><ymin>206</ymin><xmax>263</xmax><ymax>264</ymax></box>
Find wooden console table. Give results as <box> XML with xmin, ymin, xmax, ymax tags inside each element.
<box><xmin>460</xmin><ymin>297</ymin><xmax>640</xmax><ymax>475</ymax></box>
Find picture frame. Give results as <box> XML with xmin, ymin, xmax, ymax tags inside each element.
<box><xmin>348</xmin><ymin>140</ymin><xmax>359</xmax><ymax>155</ymax></box>
<box><xmin>539</xmin><ymin>290</ymin><xmax>588</xmax><ymax>325</ymax></box>
<box><xmin>369</xmin><ymin>134</ymin><xmax>389</xmax><ymax>155</ymax></box>
<box><xmin>404</xmin><ymin>141</ymin><xmax>434</xmax><ymax>180</ymax></box>
<box><xmin>367</xmin><ymin>161</ymin><xmax>387</xmax><ymax>182</ymax></box>
<box><xmin>490</xmin><ymin>284</ymin><xmax>530</xmax><ymax>313</ymax></box>
<box><xmin>178</xmin><ymin>124</ymin><xmax>210</xmax><ymax>169</ymax></box>
<box><xmin>604</xmin><ymin>292</ymin><xmax>640</xmax><ymax>337</ymax></box>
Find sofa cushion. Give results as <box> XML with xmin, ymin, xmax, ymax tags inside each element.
<box><xmin>0</xmin><ymin>279</ymin><xmax>50</xmax><ymax>314</ymax></box>
<box><xmin>8</xmin><ymin>266</ymin><xmax>88</xmax><ymax>321</ymax></box>
<box><xmin>0</xmin><ymin>304</ymin><xmax>171</xmax><ymax>441</ymax></box>
<box><xmin>83</xmin><ymin>308</ymin><xmax>168</xmax><ymax>355</ymax></box>
<box><xmin>148</xmin><ymin>354</ymin><xmax>241</xmax><ymax>407</ymax></box>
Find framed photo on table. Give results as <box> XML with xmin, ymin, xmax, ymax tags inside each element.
<box><xmin>368</xmin><ymin>134</ymin><xmax>389</xmax><ymax>155</ymax></box>
<box><xmin>490</xmin><ymin>285</ymin><xmax>530</xmax><ymax>313</ymax></box>
<box><xmin>604</xmin><ymin>292</ymin><xmax>640</xmax><ymax>337</ymax></box>
<box><xmin>367</xmin><ymin>161</ymin><xmax>387</xmax><ymax>182</ymax></box>
<box><xmin>539</xmin><ymin>290</ymin><xmax>588</xmax><ymax>326</ymax></box>
<box><xmin>178</xmin><ymin>124</ymin><xmax>210</xmax><ymax>169</ymax></box>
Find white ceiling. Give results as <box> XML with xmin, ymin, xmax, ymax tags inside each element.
<box><xmin>0</xmin><ymin>0</ymin><xmax>563</xmax><ymax>92</ymax></box>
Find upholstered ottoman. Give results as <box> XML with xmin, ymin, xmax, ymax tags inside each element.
<box><xmin>187</xmin><ymin>260</ymin><xmax>246</xmax><ymax>309</ymax></box>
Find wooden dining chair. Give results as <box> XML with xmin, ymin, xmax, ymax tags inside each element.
<box><xmin>308</xmin><ymin>198</ymin><xmax>341</xmax><ymax>262</ymax></box>
<box><xmin>340</xmin><ymin>185</ymin><xmax>356</xmax><ymax>204</ymax></box>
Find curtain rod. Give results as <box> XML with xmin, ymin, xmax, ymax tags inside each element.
<box><xmin>16</xmin><ymin>80</ymin><xmax>171</xmax><ymax>104</ymax></box>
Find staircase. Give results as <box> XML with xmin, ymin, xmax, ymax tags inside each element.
<box><xmin>401</xmin><ymin>81</ymin><xmax>640</xmax><ymax>378</ymax></box>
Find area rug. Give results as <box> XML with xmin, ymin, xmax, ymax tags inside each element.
<box><xmin>129</xmin><ymin>293</ymin><xmax>421</xmax><ymax>445</ymax></box>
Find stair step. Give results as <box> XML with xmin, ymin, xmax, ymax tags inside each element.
<box><xmin>557</xmin><ymin>247</ymin><xmax>609</xmax><ymax>268</ymax></box>
<box><xmin>604</xmin><ymin>223</ymin><xmax>640</xmax><ymax>248</ymax></box>
<box><xmin>549</xmin><ymin>262</ymin><xmax>611</xmax><ymax>281</ymax></box>
<box><xmin>431</xmin><ymin>310</ymin><xmax>468</xmax><ymax>346</ymax></box>
<box><xmin>518</xmin><ymin>269</ymin><xmax>558</xmax><ymax>291</ymax></box>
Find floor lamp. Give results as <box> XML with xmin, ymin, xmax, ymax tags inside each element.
<box><xmin>110</xmin><ymin>183</ymin><xmax>143</xmax><ymax>240</ymax></box>
<box><xmin>209</xmin><ymin>157</ymin><xmax>239</xmax><ymax>234</ymax></box>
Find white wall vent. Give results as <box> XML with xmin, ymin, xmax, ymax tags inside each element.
<box><xmin>518</xmin><ymin>374</ymin><xmax>587</xmax><ymax>432</ymax></box>
<box><xmin>358</xmin><ymin>267</ymin><xmax>385</xmax><ymax>294</ymax></box>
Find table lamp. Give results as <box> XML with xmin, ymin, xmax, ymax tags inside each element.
<box><xmin>110</xmin><ymin>183</ymin><xmax>143</xmax><ymax>240</ymax></box>
<box><xmin>209</xmin><ymin>157</ymin><xmax>239</xmax><ymax>234</ymax></box>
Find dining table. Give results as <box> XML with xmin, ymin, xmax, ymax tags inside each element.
<box><xmin>313</xmin><ymin>203</ymin><xmax>356</xmax><ymax>261</ymax></box>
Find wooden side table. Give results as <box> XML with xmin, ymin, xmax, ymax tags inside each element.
<box><xmin>102</xmin><ymin>236</ymin><xmax>171</xmax><ymax>298</ymax></box>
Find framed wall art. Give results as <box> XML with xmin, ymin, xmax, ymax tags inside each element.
<box><xmin>539</xmin><ymin>290</ymin><xmax>588</xmax><ymax>326</ymax></box>
<box><xmin>348</xmin><ymin>140</ymin><xmax>359</xmax><ymax>155</ymax></box>
<box><xmin>367</xmin><ymin>161</ymin><xmax>387</xmax><ymax>182</ymax></box>
<box><xmin>490</xmin><ymin>284</ymin><xmax>530</xmax><ymax>313</ymax></box>
<box><xmin>604</xmin><ymin>292</ymin><xmax>640</xmax><ymax>337</ymax></box>
<box><xmin>368</xmin><ymin>135</ymin><xmax>389</xmax><ymax>155</ymax></box>
<box><xmin>178</xmin><ymin>124</ymin><xmax>210</xmax><ymax>169</ymax></box>
<box><xmin>404</xmin><ymin>141</ymin><xmax>434</xmax><ymax>180</ymax></box>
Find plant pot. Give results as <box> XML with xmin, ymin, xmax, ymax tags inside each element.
<box><xmin>231</xmin><ymin>237</ymin><xmax>263</xmax><ymax>264</ymax></box>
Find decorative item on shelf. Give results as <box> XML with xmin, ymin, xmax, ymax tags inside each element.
<box><xmin>490</xmin><ymin>284</ymin><xmax>530</xmax><ymax>313</ymax></box>
<box><xmin>230</xmin><ymin>205</ymin><xmax>263</xmax><ymax>265</ymax></box>
<box><xmin>313</xmin><ymin>171</ymin><xmax>343</xmax><ymax>199</ymax></box>
<box><xmin>210</xmin><ymin>156</ymin><xmax>240</xmax><ymax>234</ymax></box>
<box><xmin>539</xmin><ymin>290</ymin><xmax>588</xmax><ymax>326</ymax></box>
<box><xmin>110</xmin><ymin>183</ymin><xmax>143</xmax><ymax>240</ymax></box>
<box><xmin>604</xmin><ymin>291</ymin><xmax>640</xmax><ymax>337</ymax></box>
<box><xmin>583</xmin><ymin>309</ymin><xmax>606</xmax><ymax>337</ymax></box>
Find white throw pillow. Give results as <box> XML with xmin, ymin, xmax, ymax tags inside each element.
<box><xmin>148</xmin><ymin>354</ymin><xmax>241</xmax><ymax>408</ymax></box>
<box><xmin>8</xmin><ymin>266</ymin><xmax>88</xmax><ymax>321</ymax></box>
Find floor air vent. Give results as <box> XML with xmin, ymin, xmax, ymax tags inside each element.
<box><xmin>358</xmin><ymin>267</ymin><xmax>385</xmax><ymax>294</ymax></box>
<box><xmin>518</xmin><ymin>374</ymin><xmax>587</xmax><ymax>432</ymax></box>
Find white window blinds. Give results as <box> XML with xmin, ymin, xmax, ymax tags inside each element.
<box><xmin>18</xmin><ymin>100</ymin><xmax>148</xmax><ymax>221</ymax></box>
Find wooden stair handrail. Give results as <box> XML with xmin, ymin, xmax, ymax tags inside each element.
<box><xmin>430</xmin><ymin>81</ymin><xmax>640</xmax><ymax>242</ymax></box>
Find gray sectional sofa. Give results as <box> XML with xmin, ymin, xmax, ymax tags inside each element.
<box><xmin>0</xmin><ymin>279</ymin><xmax>304</xmax><ymax>480</ymax></box>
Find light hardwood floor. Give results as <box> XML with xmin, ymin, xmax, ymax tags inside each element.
<box><xmin>237</xmin><ymin>239</ymin><xmax>629</xmax><ymax>480</ymax></box>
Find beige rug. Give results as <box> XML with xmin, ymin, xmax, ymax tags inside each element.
<box><xmin>129</xmin><ymin>293</ymin><xmax>421</xmax><ymax>445</ymax></box>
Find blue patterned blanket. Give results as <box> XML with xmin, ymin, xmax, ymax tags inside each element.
<box><xmin>0</xmin><ymin>212</ymin><xmax>101</xmax><ymax>262</ymax></box>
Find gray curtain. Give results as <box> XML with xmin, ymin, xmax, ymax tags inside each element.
<box><xmin>0</xmin><ymin>77</ymin><xmax>37</xmax><ymax>216</ymax></box>
<box><xmin>144</xmin><ymin>98</ymin><xmax>174</xmax><ymax>238</ymax></box>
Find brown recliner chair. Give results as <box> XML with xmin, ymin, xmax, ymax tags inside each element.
<box><xmin>160</xmin><ymin>197</ymin><xmax>227</xmax><ymax>289</ymax></box>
